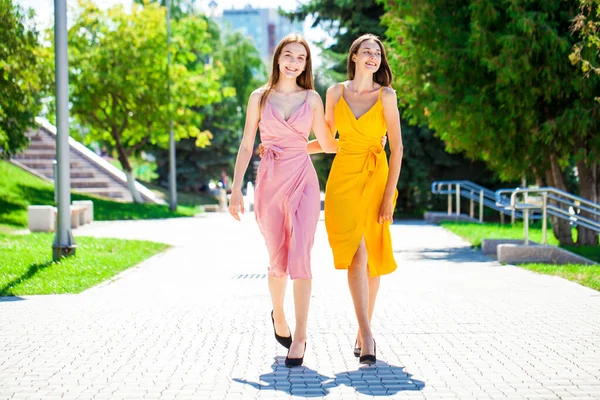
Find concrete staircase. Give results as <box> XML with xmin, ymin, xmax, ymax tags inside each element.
<box><xmin>11</xmin><ymin>119</ymin><xmax>163</xmax><ymax>204</ymax></box>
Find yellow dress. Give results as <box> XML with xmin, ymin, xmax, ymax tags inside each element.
<box><xmin>324</xmin><ymin>85</ymin><xmax>398</xmax><ymax>277</ymax></box>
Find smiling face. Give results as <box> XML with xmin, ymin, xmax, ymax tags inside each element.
<box><xmin>346</xmin><ymin>34</ymin><xmax>393</xmax><ymax>87</ymax></box>
<box><xmin>352</xmin><ymin>39</ymin><xmax>382</xmax><ymax>74</ymax></box>
<box><xmin>259</xmin><ymin>34</ymin><xmax>314</xmax><ymax>110</ymax></box>
<box><xmin>277</xmin><ymin>42</ymin><xmax>307</xmax><ymax>80</ymax></box>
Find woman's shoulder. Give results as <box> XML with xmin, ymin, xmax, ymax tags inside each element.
<box><xmin>329</xmin><ymin>82</ymin><xmax>347</xmax><ymax>93</ymax></box>
<box><xmin>250</xmin><ymin>86</ymin><xmax>267</xmax><ymax>99</ymax></box>
<box><xmin>306</xmin><ymin>89</ymin><xmax>322</xmax><ymax>103</ymax></box>
<box><xmin>381</xmin><ymin>86</ymin><xmax>397</xmax><ymax>102</ymax></box>
<box><xmin>326</xmin><ymin>82</ymin><xmax>345</xmax><ymax>100</ymax></box>
<box><xmin>248</xmin><ymin>87</ymin><xmax>268</xmax><ymax>107</ymax></box>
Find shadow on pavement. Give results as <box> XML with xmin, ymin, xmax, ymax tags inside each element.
<box><xmin>233</xmin><ymin>357</ymin><xmax>424</xmax><ymax>397</ymax></box>
<box><xmin>0</xmin><ymin>296</ymin><xmax>27</xmax><ymax>302</ymax></box>
<box><xmin>397</xmin><ymin>246</ymin><xmax>492</xmax><ymax>263</ymax></box>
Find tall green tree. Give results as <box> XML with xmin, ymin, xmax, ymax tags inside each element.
<box><xmin>570</xmin><ymin>0</ymin><xmax>600</xmax><ymax>244</ymax></box>
<box><xmin>62</xmin><ymin>1</ymin><xmax>227</xmax><ymax>202</ymax></box>
<box><xmin>0</xmin><ymin>0</ymin><xmax>51</xmax><ymax>158</ymax></box>
<box><xmin>382</xmin><ymin>0</ymin><xmax>600</xmax><ymax>245</ymax></box>
<box><xmin>155</xmin><ymin>29</ymin><xmax>266</xmax><ymax>190</ymax></box>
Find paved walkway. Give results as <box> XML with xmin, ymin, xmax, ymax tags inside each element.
<box><xmin>1</xmin><ymin>214</ymin><xmax>600</xmax><ymax>399</ymax></box>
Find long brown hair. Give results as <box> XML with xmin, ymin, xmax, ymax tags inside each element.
<box><xmin>347</xmin><ymin>34</ymin><xmax>392</xmax><ymax>87</ymax></box>
<box><xmin>260</xmin><ymin>33</ymin><xmax>314</xmax><ymax>110</ymax></box>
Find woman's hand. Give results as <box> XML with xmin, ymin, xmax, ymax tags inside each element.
<box><xmin>381</xmin><ymin>135</ymin><xmax>387</xmax><ymax>148</ymax></box>
<box><xmin>378</xmin><ymin>198</ymin><xmax>394</xmax><ymax>224</ymax></box>
<box><xmin>228</xmin><ymin>189</ymin><xmax>244</xmax><ymax>221</ymax></box>
<box><xmin>257</xmin><ymin>143</ymin><xmax>265</xmax><ymax>158</ymax></box>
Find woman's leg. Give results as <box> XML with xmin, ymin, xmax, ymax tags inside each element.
<box><xmin>347</xmin><ymin>237</ymin><xmax>375</xmax><ymax>356</ymax></box>
<box><xmin>288</xmin><ymin>278</ymin><xmax>311</xmax><ymax>358</ymax></box>
<box><xmin>356</xmin><ymin>275</ymin><xmax>380</xmax><ymax>348</ymax></box>
<box><xmin>268</xmin><ymin>275</ymin><xmax>290</xmax><ymax>337</ymax></box>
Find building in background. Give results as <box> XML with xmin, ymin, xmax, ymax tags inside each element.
<box><xmin>219</xmin><ymin>4</ymin><xmax>304</xmax><ymax>66</ymax></box>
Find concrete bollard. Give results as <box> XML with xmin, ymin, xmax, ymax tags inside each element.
<box><xmin>72</xmin><ymin>200</ymin><xmax>94</xmax><ymax>224</ymax></box>
<box><xmin>218</xmin><ymin>188</ymin><xmax>227</xmax><ymax>212</ymax></box>
<box><xmin>28</xmin><ymin>205</ymin><xmax>56</xmax><ymax>232</ymax></box>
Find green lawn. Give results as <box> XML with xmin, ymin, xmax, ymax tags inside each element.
<box><xmin>441</xmin><ymin>221</ymin><xmax>600</xmax><ymax>291</ymax></box>
<box><xmin>440</xmin><ymin>221</ymin><xmax>561</xmax><ymax>247</ymax></box>
<box><xmin>0</xmin><ymin>233</ymin><xmax>169</xmax><ymax>296</ymax></box>
<box><xmin>520</xmin><ymin>264</ymin><xmax>600</xmax><ymax>292</ymax></box>
<box><xmin>0</xmin><ymin>160</ymin><xmax>201</xmax><ymax>230</ymax></box>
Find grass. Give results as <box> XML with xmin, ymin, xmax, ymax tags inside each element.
<box><xmin>440</xmin><ymin>221</ymin><xmax>561</xmax><ymax>247</ymax></box>
<box><xmin>441</xmin><ymin>221</ymin><xmax>600</xmax><ymax>291</ymax></box>
<box><xmin>0</xmin><ymin>233</ymin><xmax>169</xmax><ymax>296</ymax></box>
<box><xmin>520</xmin><ymin>264</ymin><xmax>600</xmax><ymax>292</ymax></box>
<box><xmin>1</xmin><ymin>160</ymin><xmax>204</xmax><ymax>230</ymax></box>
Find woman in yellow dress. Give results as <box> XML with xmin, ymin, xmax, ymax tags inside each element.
<box><xmin>324</xmin><ymin>34</ymin><xmax>403</xmax><ymax>365</ymax></box>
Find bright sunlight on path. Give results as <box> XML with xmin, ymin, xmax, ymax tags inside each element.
<box><xmin>1</xmin><ymin>215</ymin><xmax>599</xmax><ymax>399</ymax></box>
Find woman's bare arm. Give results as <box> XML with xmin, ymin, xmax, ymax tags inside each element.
<box><xmin>378</xmin><ymin>87</ymin><xmax>403</xmax><ymax>223</ymax></box>
<box><xmin>229</xmin><ymin>90</ymin><xmax>262</xmax><ymax>220</ymax></box>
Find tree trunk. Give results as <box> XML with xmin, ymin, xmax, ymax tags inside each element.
<box><xmin>124</xmin><ymin>170</ymin><xmax>144</xmax><ymax>204</ymax></box>
<box><xmin>112</xmin><ymin>126</ymin><xmax>144</xmax><ymax>204</ymax></box>
<box><xmin>575</xmin><ymin>159</ymin><xmax>599</xmax><ymax>246</ymax></box>
<box><xmin>545</xmin><ymin>155</ymin><xmax>574</xmax><ymax>246</ymax></box>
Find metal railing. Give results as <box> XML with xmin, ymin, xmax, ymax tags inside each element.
<box><xmin>431</xmin><ymin>180</ymin><xmax>533</xmax><ymax>223</ymax></box>
<box><xmin>495</xmin><ymin>187</ymin><xmax>600</xmax><ymax>245</ymax></box>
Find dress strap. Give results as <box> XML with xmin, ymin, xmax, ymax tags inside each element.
<box><xmin>305</xmin><ymin>89</ymin><xmax>309</xmax><ymax>100</ymax></box>
<box><xmin>378</xmin><ymin>86</ymin><xmax>384</xmax><ymax>101</ymax></box>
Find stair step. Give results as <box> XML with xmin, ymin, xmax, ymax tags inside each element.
<box><xmin>70</xmin><ymin>171</ymin><xmax>96</xmax><ymax>179</ymax></box>
<box><xmin>27</xmin><ymin>143</ymin><xmax>56</xmax><ymax>151</ymax></box>
<box><xmin>28</xmin><ymin>135</ymin><xmax>46</xmax><ymax>142</ymax></box>
<box><xmin>71</xmin><ymin>179</ymin><xmax>111</xmax><ymax>189</ymax></box>
<box><xmin>33</xmin><ymin>168</ymin><xmax>101</xmax><ymax>179</ymax></box>
<box><xmin>14</xmin><ymin>151</ymin><xmax>56</xmax><ymax>160</ymax></box>
<box><xmin>19</xmin><ymin>159</ymin><xmax>87</xmax><ymax>169</ymax></box>
<box><xmin>75</xmin><ymin>187</ymin><xmax>131</xmax><ymax>200</ymax></box>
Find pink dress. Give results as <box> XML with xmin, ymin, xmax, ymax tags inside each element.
<box><xmin>254</xmin><ymin>92</ymin><xmax>320</xmax><ymax>280</ymax></box>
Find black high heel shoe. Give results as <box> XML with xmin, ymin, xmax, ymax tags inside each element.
<box><xmin>285</xmin><ymin>342</ymin><xmax>307</xmax><ymax>367</ymax></box>
<box><xmin>353</xmin><ymin>339</ymin><xmax>361</xmax><ymax>358</ymax></box>
<box><xmin>359</xmin><ymin>339</ymin><xmax>376</xmax><ymax>365</ymax></box>
<box><xmin>271</xmin><ymin>310</ymin><xmax>292</xmax><ymax>349</ymax></box>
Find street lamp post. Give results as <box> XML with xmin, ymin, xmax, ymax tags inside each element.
<box><xmin>53</xmin><ymin>0</ymin><xmax>76</xmax><ymax>260</ymax></box>
<box><xmin>166</xmin><ymin>0</ymin><xmax>177</xmax><ymax>211</ymax></box>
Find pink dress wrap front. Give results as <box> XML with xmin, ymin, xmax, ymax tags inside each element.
<box><xmin>254</xmin><ymin>93</ymin><xmax>320</xmax><ymax>280</ymax></box>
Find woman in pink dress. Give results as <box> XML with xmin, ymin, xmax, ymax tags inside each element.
<box><xmin>228</xmin><ymin>34</ymin><xmax>338</xmax><ymax>367</ymax></box>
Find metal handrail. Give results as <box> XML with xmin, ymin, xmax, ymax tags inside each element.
<box><xmin>495</xmin><ymin>187</ymin><xmax>600</xmax><ymax>245</ymax></box>
<box><xmin>431</xmin><ymin>180</ymin><xmax>533</xmax><ymax>223</ymax></box>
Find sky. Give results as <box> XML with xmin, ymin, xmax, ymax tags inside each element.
<box><xmin>15</xmin><ymin>0</ymin><xmax>328</xmax><ymax>46</ymax></box>
<box><xmin>15</xmin><ymin>0</ymin><xmax>331</xmax><ymax>68</ymax></box>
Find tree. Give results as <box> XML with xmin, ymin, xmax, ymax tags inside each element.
<box><xmin>0</xmin><ymin>0</ymin><xmax>51</xmax><ymax>158</ymax></box>
<box><xmin>63</xmin><ymin>1</ymin><xmax>227</xmax><ymax>202</ymax></box>
<box><xmin>571</xmin><ymin>0</ymin><xmax>600</xmax><ymax>245</ymax></box>
<box><xmin>571</xmin><ymin>0</ymin><xmax>600</xmax><ymax>81</ymax></box>
<box><xmin>382</xmin><ymin>0</ymin><xmax>600</xmax><ymax>245</ymax></box>
<box><xmin>155</xmin><ymin>29</ymin><xmax>266</xmax><ymax>191</ymax></box>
